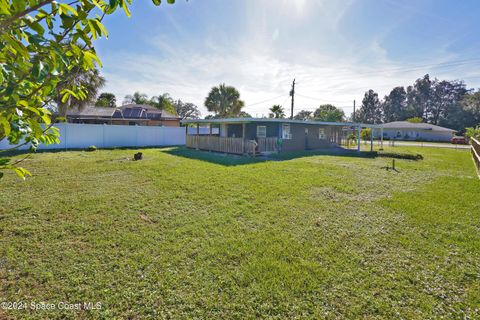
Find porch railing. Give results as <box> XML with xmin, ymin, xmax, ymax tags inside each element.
<box><xmin>471</xmin><ymin>138</ymin><xmax>480</xmax><ymax>178</ymax></box>
<box><xmin>186</xmin><ymin>135</ymin><xmax>278</xmax><ymax>154</ymax></box>
<box><xmin>257</xmin><ymin>137</ymin><xmax>278</xmax><ymax>153</ymax></box>
<box><xmin>186</xmin><ymin>135</ymin><xmax>250</xmax><ymax>154</ymax></box>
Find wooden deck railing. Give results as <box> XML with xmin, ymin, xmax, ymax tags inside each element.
<box><xmin>257</xmin><ymin>137</ymin><xmax>278</xmax><ymax>153</ymax></box>
<box><xmin>186</xmin><ymin>135</ymin><xmax>250</xmax><ymax>154</ymax></box>
<box><xmin>471</xmin><ymin>137</ymin><xmax>480</xmax><ymax>178</ymax></box>
<box><xmin>186</xmin><ymin>135</ymin><xmax>278</xmax><ymax>155</ymax></box>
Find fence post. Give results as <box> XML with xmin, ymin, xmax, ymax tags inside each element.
<box><xmin>471</xmin><ymin>138</ymin><xmax>480</xmax><ymax>179</ymax></box>
<box><xmin>357</xmin><ymin>125</ymin><xmax>361</xmax><ymax>152</ymax></box>
<box><xmin>196</xmin><ymin>123</ymin><xmax>199</xmax><ymax>150</ymax></box>
<box><xmin>136</xmin><ymin>124</ymin><xmax>139</xmax><ymax>147</ymax></box>
<box><xmin>380</xmin><ymin>127</ymin><xmax>384</xmax><ymax>150</ymax></box>
<box><xmin>64</xmin><ymin>123</ymin><xmax>68</xmax><ymax>150</ymax></box>
<box><xmin>370</xmin><ymin>127</ymin><xmax>374</xmax><ymax>152</ymax></box>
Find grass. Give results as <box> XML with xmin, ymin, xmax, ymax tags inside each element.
<box><xmin>0</xmin><ymin>146</ymin><xmax>479</xmax><ymax>319</ymax></box>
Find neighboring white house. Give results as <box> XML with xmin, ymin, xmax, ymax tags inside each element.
<box><xmin>379</xmin><ymin>121</ymin><xmax>456</xmax><ymax>142</ymax></box>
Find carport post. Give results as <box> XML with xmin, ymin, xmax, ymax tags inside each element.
<box><xmin>209</xmin><ymin>123</ymin><xmax>213</xmax><ymax>152</ymax></box>
<box><xmin>357</xmin><ymin>125</ymin><xmax>361</xmax><ymax>152</ymax></box>
<box><xmin>380</xmin><ymin>127</ymin><xmax>384</xmax><ymax>150</ymax></box>
<box><xmin>370</xmin><ymin>127</ymin><xmax>374</xmax><ymax>152</ymax></box>
<box><xmin>196</xmin><ymin>123</ymin><xmax>199</xmax><ymax>150</ymax></box>
<box><xmin>242</xmin><ymin>123</ymin><xmax>246</xmax><ymax>154</ymax></box>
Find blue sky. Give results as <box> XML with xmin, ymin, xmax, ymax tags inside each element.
<box><xmin>95</xmin><ymin>0</ymin><xmax>480</xmax><ymax>117</ymax></box>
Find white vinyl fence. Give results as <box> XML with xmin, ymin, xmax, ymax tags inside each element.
<box><xmin>0</xmin><ymin>123</ymin><xmax>187</xmax><ymax>150</ymax></box>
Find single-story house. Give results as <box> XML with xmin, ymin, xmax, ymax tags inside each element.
<box><xmin>66</xmin><ymin>104</ymin><xmax>181</xmax><ymax>127</ymax></box>
<box><xmin>379</xmin><ymin>121</ymin><xmax>456</xmax><ymax>142</ymax></box>
<box><xmin>181</xmin><ymin>118</ymin><xmax>377</xmax><ymax>154</ymax></box>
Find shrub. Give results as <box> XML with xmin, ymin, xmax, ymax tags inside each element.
<box><xmin>407</xmin><ymin>117</ymin><xmax>423</xmax><ymax>123</ymax></box>
<box><xmin>465</xmin><ymin>126</ymin><xmax>480</xmax><ymax>140</ymax></box>
<box><xmin>360</xmin><ymin>128</ymin><xmax>371</xmax><ymax>141</ymax></box>
<box><xmin>85</xmin><ymin>145</ymin><xmax>97</xmax><ymax>152</ymax></box>
<box><xmin>378</xmin><ymin>152</ymin><xmax>423</xmax><ymax>161</ymax></box>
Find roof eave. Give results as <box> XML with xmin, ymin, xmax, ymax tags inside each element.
<box><xmin>180</xmin><ymin>117</ymin><xmax>380</xmax><ymax>128</ymax></box>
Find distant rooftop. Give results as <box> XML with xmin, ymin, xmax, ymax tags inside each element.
<box><xmin>380</xmin><ymin>121</ymin><xmax>455</xmax><ymax>132</ymax></box>
<box><xmin>67</xmin><ymin>104</ymin><xmax>180</xmax><ymax>120</ymax></box>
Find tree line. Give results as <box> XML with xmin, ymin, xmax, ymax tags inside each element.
<box><xmin>355</xmin><ymin>74</ymin><xmax>480</xmax><ymax>131</ymax></box>
<box><xmin>93</xmin><ymin>91</ymin><xmax>201</xmax><ymax>120</ymax></box>
<box><xmin>201</xmin><ymin>83</ymin><xmax>348</xmax><ymax>122</ymax></box>
<box><xmin>85</xmin><ymin>75</ymin><xmax>480</xmax><ymax>134</ymax></box>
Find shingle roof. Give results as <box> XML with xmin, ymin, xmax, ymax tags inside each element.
<box><xmin>159</xmin><ymin>110</ymin><xmax>179</xmax><ymax>119</ymax></box>
<box><xmin>67</xmin><ymin>104</ymin><xmax>180</xmax><ymax>120</ymax></box>
<box><xmin>66</xmin><ymin>107</ymin><xmax>117</xmax><ymax>117</ymax></box>
<box><xmin>120</xmin><ymin>104</ymin><xmax>180</xmax><ymax>119</ymax></box>
<box><xmin>380</xmin><ymin>121</ymin><xmax>455</xmax><ymax>132</ymax></box>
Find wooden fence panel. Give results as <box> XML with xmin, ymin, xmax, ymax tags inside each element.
<box><xmin>186</xmin><ymin>135</ymin><xmax>245</xmax><ymax>154</ymax></box>
<box><xmin>471</xmin><ymin>138</ymin><xmax>480</xmax><ymax>178</ymax></box>
<box><xmin>257</xmin><ymin>137</ymin><xmax>278</xmax><ymax>152</ymax></box>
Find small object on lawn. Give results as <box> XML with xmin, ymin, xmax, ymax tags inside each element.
<box><xmin>134</xmin><ymin>152</ymin><xmax>143</xmax><ymax>161</ymax></box>
<box><xmin>381</xmin><ymin>159</ymin><xmax>399</xmax><ymax>172</ymax></box>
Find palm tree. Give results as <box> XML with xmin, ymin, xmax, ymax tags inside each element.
<box><xmin>269</xmin><ymin>104</ymin><xmax>285</xmax><ymax>118</ymax></box>
<box><xmin>204</xmin><ymin>83</ymin><xmax>244</xmax><ymax>117</ymax></box>
<box><xmin>55</xmin><ymin>67</ymin><xmax>106</xmax><ymax>116</ymax></box>
<box><xmin>123</xmin><ymin>92</ymin><xmax>149</xmax><ymax>105</ymax></box>
<box><xmin>95</xmin><ymin>92</ymin><xmax>117</xmax><ymax>108</ymax></box>
<box><xmin>149</xmin><ymin>93</ymin><xmax>177</xmax><ymax>114</ymax></box>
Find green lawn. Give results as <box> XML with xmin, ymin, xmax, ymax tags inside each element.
<box><xmin>1</xmin><ymin>146</ymin><xmax>479</xmax><ymax>319</ymax></box>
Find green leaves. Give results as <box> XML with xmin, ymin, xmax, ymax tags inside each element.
<box><xmin>58</xmin><ymin>3</ymin><xmax>78</xmax><ymax>16</ymax></box>
<box><xmin>0</xmin><ymin>0</ymin><xmax>177</xmax><ymax>180</ymax></box>
<box><xmin>0</xmin><ymin>158</ymin><xmax>32</xmax><ymax>180</ymax></box>
<box><xmin>87</xmin><ymin>18</ymin><xmax>108</xmax><ymax>39</ymax></box>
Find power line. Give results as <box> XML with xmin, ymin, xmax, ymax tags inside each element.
<box><xmin>243</xmin><ymin>94</ymin><xmax>286</xmax><ymax>108</ymax></box>
<box><xmin>295</xmin><ymin>93</ymin><xmax>352</xmax><ymax>103</ymax></box>
<box><xmin>299</xmin><ymin>58</ymin><xmax>480</xmax><ymax>83</ymax></box>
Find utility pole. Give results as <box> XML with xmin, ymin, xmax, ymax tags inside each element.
<box><xmin>290</xmin><ymin>78</ymin><xmax>295</xmax><ymax>119</ymax></box>
<box><xmin>353</xmin><ymin>100</ymin><xmax>356</xmax><ymax>123</ymax></box>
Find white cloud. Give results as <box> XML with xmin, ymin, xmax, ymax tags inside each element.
<box><xmin>99</xmin><ymin>0</ymin><xmax>480</xmax><ymax>117</ymax></box>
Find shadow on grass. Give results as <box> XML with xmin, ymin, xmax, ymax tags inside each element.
<box><xmin>0</xmin><ymin>145</ymin><xmax>185</xmax><ymax>157</ymax></box>
<box><xmin>162</xmin><ymin>147</ymin><xmax>267</xmax><ymax>166</ymax></box>
<box><xmin>162</xmin><ymin>146</ymin><xmax>378</xmax><ymax>166</ymax></box>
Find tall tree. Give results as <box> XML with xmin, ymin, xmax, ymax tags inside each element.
<box><xmin>55</xmin><ymin>67</ymin><xmax>106</xmax><ymax>117</ymax></box>
<box><xmin>149</xmin><ymin>93</ymin><xmax>177</xmax><ymax>115</ymax></box>
<box><xmin>382</xmin><ymin>86</ymin><xmax>407</xmax><ymax>122</ymax></box>
<box><xmin>461</xmin><ymin>90</ymin><xmax>480</xmax><ymax>128</ymax></box>
<box><xmin>95</xmin><ymin>93</ymin><xmax>117</xmax><ymax>108</ymax></box>
<box><xmin>294</xmin><ymin>110</ymin><xmax>313</xmax><ymax>121</ymax></box>
<box><xmin>238</xmin><ymin>111</ymin><xmax>252</xmax><ymax>118</ymax></box>
<box><xmin>123</xmin><ymin>92</ymin><xmax>149</xmax><ymax>105</ymax></box>
<box><xmin>0</xmin><ymin>0</ymin><xmax>175</xmax><ymax>179</ymax></box>
<box><xmin>430</xmin><ymin>79</ymin><xmax>468</xmax><ymax>127</ymax></box>
<box><xmin>269</xmin><ymin>105</ymin><xmax>286</xmax><ymax>118</ymax></box>
<box><xmin>204</xmin><ymin>84</ymin><xmax>245</xmax><ymax>117</ymax></box>
<box><xmin>406</xmin><ymin>74</ymin><xmax>433</xmax><ymax>120</ymax></box>
<box><xmin>173</xmin><ymin>100</ymin><xmax>200</xmax><ymax>119</ymax></box>
<box><xmin>357</xmin><ymin>90</ymin><xmax>382</xmax><ymax>124</ymax></box>
<box><xmin>314</xmin><ymin>104</ymin><xmax>345</xmax><ymax>122</ymax></box>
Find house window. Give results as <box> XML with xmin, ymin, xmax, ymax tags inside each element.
<box><xmin>319</xmin><ymin>128</ymin><xmax>326</xmax><ymax>139</ymax></box>
<box><xmin>282</xmin><ymin>124</ymin><xmax>292</xmax><ymax>139</ymax></box>
<box><xmin>257</xmin><ymin>125</ymin><xmax>267</xmax><ymax>138</ymax></box>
